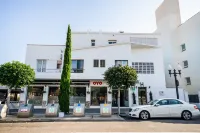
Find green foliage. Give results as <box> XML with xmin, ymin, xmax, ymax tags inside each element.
<box><xmin>59</xmin><ymin>25</ymin><xmax>72</xmax><ymax>113</ymax></box>
<box><xmin>104</xmin><ymin>65</ymin><xmax>138</xmax><ymax>90</ymax></box>
<box><xmin>0</xmin><ymin>61</ymin><xmax>35</xmax><ymax>89</ymax></box>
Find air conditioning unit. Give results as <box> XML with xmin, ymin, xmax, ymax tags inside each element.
<box><xmin>119</xmin><ymin>31</ymin><xmax>124</xmax><ymax>33</ymax></box>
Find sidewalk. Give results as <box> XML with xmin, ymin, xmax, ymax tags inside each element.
<box><xmin>0</xmin><ymin>114</ymin><xmax>125</xmax><ymax>123</ymax></box>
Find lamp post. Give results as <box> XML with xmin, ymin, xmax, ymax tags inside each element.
<box><xmin>168</xmin><ymin>64</ymin><xmax>182</xmax><ymax>99</ymax></box>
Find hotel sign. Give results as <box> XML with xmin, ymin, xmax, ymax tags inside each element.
<box><xmin>90</xmin><ymin>81</ymin><xmax>107</xmax><ymax>86</ymax></box>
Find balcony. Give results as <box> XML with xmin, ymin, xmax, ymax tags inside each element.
<box><xmin>130</xmin><ymin>37</ymin><xmax>158</xmax><ymax>46</ymax></box>
<box><xmin>35</xmin><ymin>68</ymin><xmax>84</xmax><ymax>73</ymax></box>
<box><xmin>34</xmin><ymin>69</ymin><xmax>85</xmax><ymax>79</ymax></box>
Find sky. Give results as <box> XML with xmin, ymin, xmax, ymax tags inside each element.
<box><xmin>0</xmin><ymin>0</ymin><xmax>199</xmax><ymax>64</ymax></box>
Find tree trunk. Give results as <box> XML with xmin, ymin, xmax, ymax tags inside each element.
<box><xmin>6</xmin><ymin>88</ymin><xmax>11</xmax><ymax>115</ymax></box>
<box><xmin>118</xmin><ymin>88</ymin><xmax>120</xmax><ymax>115</ymax></box>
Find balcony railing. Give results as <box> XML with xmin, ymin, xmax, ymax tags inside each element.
<box><xmin>35</xmin><ymin>69</ymin><xmax>84</xmax><ymax>73</ymax></box>
<box><xmin>130</xmin><ymin>37</ymin><xmax>158</xmax><ymax>46</ymax></box>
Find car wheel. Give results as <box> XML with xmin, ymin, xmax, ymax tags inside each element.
<box><xmin>139</xmin><ymin>111</ymin><xmax>150</xmax><ymax>120</ymax></box>
<box><xmin>182</xmin><ymin>111</ymin><xmax>192</xmax><ymax>120</ymax></box>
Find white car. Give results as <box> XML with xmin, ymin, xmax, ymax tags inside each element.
<box><xmin>128</xmin><ymin>98</ymin><xmax>200</xmax><ymax>120</ymax></box>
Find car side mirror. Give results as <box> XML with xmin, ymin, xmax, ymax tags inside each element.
<box><xmin>154</xmin><ymin>104</ymin><xmax>160</xmax><ymax>107</ymax></box>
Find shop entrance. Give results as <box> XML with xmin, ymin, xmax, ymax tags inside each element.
<box><xmin>112</xmin><ymin>89</ymin><xmax>129</xmax><ymax>107</ymax></box>
<box><xmin>138</xmin><ymin>87</ymin><xmax>147</xmax><ymax>105</ymax></box>
<box><xmin>91</xmin><ymin>87</ymin><xmax>107</xmax><ymax>106</ymax></box>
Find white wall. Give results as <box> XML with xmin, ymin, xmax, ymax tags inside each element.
<box><xmin>155</xmin><ymin>0</ymin><xmax>182</xmax><ymax>88</ymax></box>
<box><xmin>174</xmin><ymin>13</ymin><xmax>200</xmax><ymax>94</ymax></box>
<box><xmin>72</xmin><ymin>32</ymin><xmax>159</xmax><ymax>48</ymax></box>
<box><xmin>131</xmin><ymin>47</ymin><xmax>166</xmax><ymax>89</ymax></box>
<box><xmin>156</xmin><ymin>0</ymin><xmax>200</xmax><ymax>95</ymax></box>
<box><xmin>26</xmin><ymin>44</ymin><xmax>133</xmax><ymax>80</ymax></box>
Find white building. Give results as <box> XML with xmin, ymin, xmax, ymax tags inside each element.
<box><xmin>155</xmin><ymin>0</ymin><xmax>200</xmax><ymax>102</ymax></box>
<box><xmin>20</xmin><ymin>31</ymin><xmax>187</xmax><ymax>108</ymax></box>
<box><xmin>1</xmin><ymin>0</ymin><xmax>195</xmax><ymax>108</ymax></box>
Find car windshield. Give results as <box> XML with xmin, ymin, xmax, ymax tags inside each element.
<box><xmin>147</xmin><ymin>100</ymin><xmax>159</xmax><ymax>105</ymax></box>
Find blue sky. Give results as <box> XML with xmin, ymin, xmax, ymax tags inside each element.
<box><xmin>0</xmin><ymin>0</ymin><xmax>199</xmax><ymax>64</ymax></box>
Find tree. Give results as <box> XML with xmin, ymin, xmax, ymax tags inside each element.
<box><xmin>59</xmin><ymin>25</ymin><xmax>72</xmax><ymax>113</ymax></box>
<box><xmin>104</xmin><ymin>65</ymin><xmax>137</xmax><ymax>115</ymax></box>
<box><xmin>0</xmin><ymin>61</ymin><xmax>35</xmax><ymax>114</ymax></box>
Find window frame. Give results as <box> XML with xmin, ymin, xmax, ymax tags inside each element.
<box><xmin>185</xmin><ymin>77</ymin><xmax>191</xmax><ymax>85</ymax></box>
<box><xmin>37</xmin><ymin>59</ymin><xmax>47</xmax><ymax>72</ymax></box>
<box><xmin>100</xmin><ymin>60</ymin><xmax>106</xmax><ymax>67</ymax></box>
<box><xmin>93</xmin><ymin>59</ymin><xmax>99</xmax><ymax>67</ymax></box>
<box><xmin>132</xmin><ymin>62</ymin><xmax>154</xmax><ymax>74</ymax></box>
<box><xmin>115</xmin><ymin>60</ymin><xmax>128</xmax><ymax>66</ymax></box>
<box><xmin>108</xmin><ymin>40</ymin><xmax>117</xmax><ymax>44</ymax></box>
<box><xmin>183</xmin><ymin>60</ymin><xmax>188</xmax><ymax>68</ymax></box>
<box><xmin>91</xmin><ymin>39</ymin><xmax>95</xmax><ymax>46</ymax></box>
<box><xmin>181</xmin><ymin>44</ymin><xmax>186</xmax><ymax>52</ymax></box>
<box><xmin>71</xmin><ymin>59</ymin><xmax>84</xmax><ymax>73</ymax></box>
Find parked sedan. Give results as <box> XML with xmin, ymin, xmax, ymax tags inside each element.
<box><xmin>128</xmin><ymin>98</ymin><xmax>200</xmax><ymax>120</ymax></box>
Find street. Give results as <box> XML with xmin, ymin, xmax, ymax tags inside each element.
<box><xmin>0</xmin><ymin>118</ymin><xmax>200</xmax><ymax>133</ymax></box>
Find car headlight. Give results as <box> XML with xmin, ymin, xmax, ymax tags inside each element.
<box><xmin>133</xmin><ymin>108</ymin><xmax>140</xmax><ymax>112</ymax></box>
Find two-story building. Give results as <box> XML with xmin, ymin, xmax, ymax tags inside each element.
<box><xmin>19</xmin><ymin>32</ymin><xmax>187</xmax><ymax>108</ymax></box>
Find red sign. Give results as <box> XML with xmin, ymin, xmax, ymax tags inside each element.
<box><xmin>93</xmin><ymin>81</ymin><xmax>102</xmax><ymax>85</ymax></box>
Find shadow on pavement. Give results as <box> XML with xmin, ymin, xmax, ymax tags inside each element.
<box><xmin>121</xmin><ymin>115</ymin><xmax>200</xmax><ymax>124</ymax></box>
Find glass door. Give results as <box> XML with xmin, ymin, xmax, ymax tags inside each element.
<box><xmin>91</xmin><ymin>87</ymin><xmax>107</xmax><ymax>106</ymax></box>
<box><xmin>138</xmin><ymin>87</ymin><xmax>147</xmax><ymax>105</ymax></box>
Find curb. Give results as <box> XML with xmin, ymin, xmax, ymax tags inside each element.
<box><xmin>0</xmin><ymin>118</ymin><xmax>125</xmax><ymax>123</ymax></box>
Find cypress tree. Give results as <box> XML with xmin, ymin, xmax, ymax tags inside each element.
<box><xmin>59</xmin><ymin>25</ymin><xmax>72</xmax><ymax>113</ymax></box>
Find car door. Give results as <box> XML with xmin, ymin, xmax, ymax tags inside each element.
<box><xmin>150</xmin><ymin>99</ymin><xmax>170</xmax><ymax>117</ymax></box>
<box><xmin>168</xmin><ymin>99</ymin><xmax>183</xmax><ymax>117</ymax></box>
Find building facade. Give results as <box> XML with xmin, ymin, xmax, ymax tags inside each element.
<box><xmin>155</xmin><ymin>0</ymin><xmax>200</xmax><ymax>102</ymax></box>
<box><xmin>1</xmin><ymin>0</ymin><xmax>196</xmax><ymax>107</ymax></box>
<box><xmin>18</xmin><ymin>32</ymin><xmax>187</xmax><ymax>108</ymax></box>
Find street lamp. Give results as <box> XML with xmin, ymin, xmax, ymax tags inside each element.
<box><xmin>168</xmin><ymin>64</ymin><xmax>182</xmax><ymax>99</ymax></box>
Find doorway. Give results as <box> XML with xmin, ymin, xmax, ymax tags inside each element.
<box><xmin>138</xmin><ymin>87</ymin><xmax>147</xmax><ymax>105</ymax></box>
<box><xmin>91</xmin><ymin>87</ymin><xmax>107</xmax><ymax>106</ymax></box>
<box><xmin>112</xmin><ymin>89</ymin><xmax>129</xmax><ymax>107</ymax></box>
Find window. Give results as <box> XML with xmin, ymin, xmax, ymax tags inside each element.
<box><xmin>91</xmin><ymin>40</ymin><xmax>95</xmax><ymax>46</ymax></box>
<box><xmin>181</xmin><ymin>44</ymin><xmax>186</xmax><ymax>52</ymax></box>
<box><xmin>132</xmin><ymin>62</ymin><xmax>154</xmax><ymax>74</ymax></box>
<box><xmin>93</xmin><ymin>60</ymin><xmax>99</xmax><ymax>67</ymax></box>
<box><xmin>168</xmin><ymin>99</ymin><xmax>183</xmax><ymax>105</ymax></box>
<box><xmin>115</xmin><ymin>60</ymin><xmax>128</xmax><ymax>66</ymax></box>
<box><xmin>100</xmin><ymin>60</ymin><xmax>105</xmax><ymax>67</ymax></box>
<box><xmin>157</xmin><ymin>99</ymin><xmax>168</xmax><ymax>105</ymax></box>
<box><xmin>70</xmin><ymin>87</ymin><xmax>86</xmax><ymax>106</ymax></box>
<box><xmin>71</xmin><ymin>60</ymin><xmax>84</xmax><ymax>73</ymax></box>
<box><xmin>185</xmin><ymin>77</ymin><xmax>191</xmax><ymax>85</ymax></box>
<box><xmin>37</xmin><ymin>59</ymin><xmax>46</xmax><ymax>72</ymax></box>
<box><xmin>183</xmin><ymin>60</ymin><xmax>188</xmax><ymax>68</ymax></box>
<box><xmin>108</xmin><ymin>40</ymin><xmax>117</xmax><ymax>44</ymax></box>
<box><xmin>57</xmin><ymin>60</ymin><xmax>62</xmax><ymax>69</ymax></box>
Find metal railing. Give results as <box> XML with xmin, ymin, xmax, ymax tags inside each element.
<box><xmin>35</xmin><ymin>69</ymin><xmax>84</xmax><ymax>73</ymax></box>
<box><xmin>130</xmin><ymin>37</ymin><xmax>158</xmax><ymax>46</ymax></box>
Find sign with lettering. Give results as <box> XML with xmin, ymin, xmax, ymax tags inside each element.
<box><xmin>90</xmin><ymin>81</ymin><xmax>107</xmax><ymax>86</ymax></box>
<box><xmin>93</xmin><ymin>81</ymin><xmax>102</xmax><ymax>85</ymax></box>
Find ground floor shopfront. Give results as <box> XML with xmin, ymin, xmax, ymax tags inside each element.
<box><xmin>0</xmin><ymin>79</ymin><xmax>189</xmax><ymax>108</ymax></box>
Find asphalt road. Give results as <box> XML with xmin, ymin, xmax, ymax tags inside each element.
<box><xmin>1</xmin><ymin>118</ymin><xmax>200</xmax><ymax>133</ymax></box>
